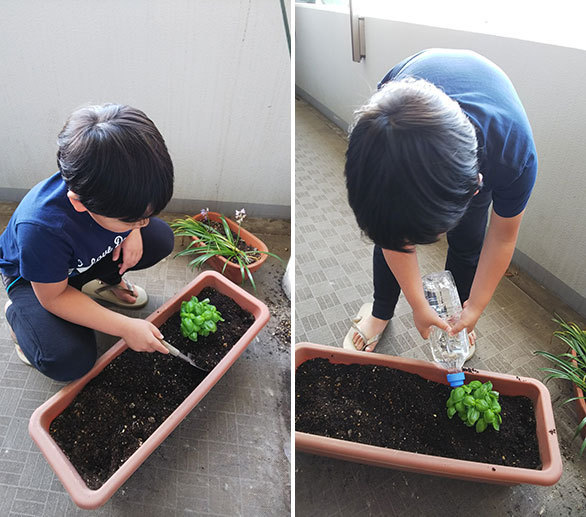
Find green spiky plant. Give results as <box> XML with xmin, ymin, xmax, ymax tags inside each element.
<box><xmin>170</xmin><ymin>209</ymin><xmax>282</xmax><ymax>291</ymax></box>
<box><xmin>535</xmin><ymin>317</ymin><xmax>586</xmax><ymax>455</ymax></box>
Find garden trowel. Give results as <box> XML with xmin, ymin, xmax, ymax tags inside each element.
<box><xmin>160</xmin><ymin>339</ymin><xmax>209</xmax><ymax>373</ymax></box>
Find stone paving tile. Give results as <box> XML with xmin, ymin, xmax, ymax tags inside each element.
<box><xmin>0</xmin><ymin>208</ymin><xmax>290</xmax><ymax>514</ymax></box>
<box><xmin>294</xmin><ymin>98</ymin><xmax>586</xmax><ymax>516</ymax></box>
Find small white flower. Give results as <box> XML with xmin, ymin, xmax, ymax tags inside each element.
<box><xmin>235</xmin><ymin>208</ymin><xmax>247</xmax><ymax>224</ymax></box>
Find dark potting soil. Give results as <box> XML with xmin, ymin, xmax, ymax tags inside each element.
<box><xmin>296</xmin><ymin>358</ymin><xmax>542</xmax><ymax>469</ymax></box>
<box><xmin>49</xmin><ymin>287</ymin><xmax>255</xmax><ymax>490</ymax></box>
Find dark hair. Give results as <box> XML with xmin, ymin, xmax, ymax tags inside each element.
<box><xmin>57</xmin><ymin>104</ymin><xmax>174</xmax><ymax>222</ymax></box>
<box><xmin>345</xmin><ymin>78</ymin><xmax>480</xmax><ymax>252</ymax></box>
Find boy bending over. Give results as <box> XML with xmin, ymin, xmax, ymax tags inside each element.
<box><xmin>1</xmin><ymin>104</ymin><xmax>175</xmax><ymax>381</ymax></box>
<box><xmin>344</xmin><ymin>49</ymin><xmax>537</xmax><ymax>358</ymax></box>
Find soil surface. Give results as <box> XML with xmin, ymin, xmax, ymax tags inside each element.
<box><xmin>296</xmin><ymin>358</ymin><xmax>542</xmax><ymax>469</ymax></box>
<box><xmin>49</xmin><ymin>288</ymin><xmax>255</xmax><ymax>489</ymax></box>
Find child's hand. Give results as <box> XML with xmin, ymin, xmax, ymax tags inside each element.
<box><xmin>113</xmin><ymin>229</ymin><xmax>143</xmax><ymax>275</ymax></box>
<box><xmin>413</xmin><ymin>302</ymin><xmax>451</xmax><ymax>340</ymax></box>
<box><xmin>121</xmin><ymin>318</ymin><xmax>169</xmax><ymax>354</ymax></box>
<box><xmin>449</xmin><ymin>300</ymin><xmax>482</xmax><ymax>337</ymax></box>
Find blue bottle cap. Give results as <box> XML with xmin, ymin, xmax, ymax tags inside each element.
<box><xmin>447</xmin><ymin>371</ymin><xmax>465</xmax><ymax>387</ymax></box>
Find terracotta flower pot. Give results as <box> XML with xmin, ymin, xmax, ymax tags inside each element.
<box><xmin>29</xmin><ymin>271</ymin><xmax>270</xmax><ymax>509</ymax></box>
<box><xmin>570</xmin><ymin>349</ymin><xmax>586</xmax><ymax>439</ymax></box>
<box><xmin>191</xmin><ymin>211</ymin><xmax>269</xmax><ymax>284</ymax></box>
<box><xmin>295</xmin><ymin>343</ymin><xmax>563</xmax><ymax>486</ymax></box>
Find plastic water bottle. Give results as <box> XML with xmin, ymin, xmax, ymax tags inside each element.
<box><xmin>422</xmin><ymin>270</ymin><xmax>470</xmax><ymax>387</ymax></box>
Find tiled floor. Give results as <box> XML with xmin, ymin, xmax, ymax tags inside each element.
<box><xmin>0</xmin><ymin>205</ymin><xmax>291</xmax><ymax>516</ymax></box>
<box><xmin>295</xmin><ymin>98</ymin><xmax>586</xmax><ymax>516</ymax></box>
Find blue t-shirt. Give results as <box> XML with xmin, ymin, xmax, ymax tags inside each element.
<box><xmin>0</xmin><ymin>172</ymin><xmax>131</xmax><ymax>284</ymax></box>
<box><xmin>379</xmin><ymin>48</ymin><xmax>537</xmax><ymax>218</ymax></box>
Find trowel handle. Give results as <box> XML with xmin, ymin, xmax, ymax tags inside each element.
<box><xmin>160</xmin><ymin>339</ymin><xmax>180</xmax><ymax>357</ymax></box>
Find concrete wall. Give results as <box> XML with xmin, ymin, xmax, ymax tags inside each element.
<box><xmin>296</xmin><ymin>5</ymin><xmax>586</xmax><ymax>316</ymax></box>
<box><xmin>0</xmin><ymin>1</ymin><xmax>291</xmax><ymax>218</ymax></box>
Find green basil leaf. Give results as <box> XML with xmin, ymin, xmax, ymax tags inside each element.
<box><xmin>475</xmin><ymin>399</ymin><xmax>489</xmax><ymax>412</ymax></box>
<box><xmin>463</xmin><ymin>396</ymin><xmax>475</xmax><ymax>407</ymax></box>
<box><xmin>467</xmin><ymin>408</ymin><xmax>480</xmax><ymax>425</ymax></box>
<box><xmin>452</xmin><ymin>387</ymin><xmax>465</xmax><ymax>402</ymax></box>
<box><xmin>476</xmin><ymin>418</ymin><xmax>488</xmax><ymax>433</ymax></box>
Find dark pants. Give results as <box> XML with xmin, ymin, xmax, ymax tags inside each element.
<box><xmin>4</xmin><ymin>218</ymin><xmax>174</xmax><ymax>382</ymax></box>
<box><xmin>372</xmin><ymin>189</ymin><xmax>493</xmax><ymax>320</ymax></box>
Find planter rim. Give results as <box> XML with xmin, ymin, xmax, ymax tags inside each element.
<box><xmin>29</xmin><ymin>271</ymin><xmax>270</xmax><ymax>509</ymax></box>
<box><xmin>295</xmin><ymin>342</ymin><xmax>563</xmax><ymax>486</ymax></box>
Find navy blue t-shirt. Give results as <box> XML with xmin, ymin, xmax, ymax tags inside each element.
<box><xmin>0</xmin><ymin>172</ymin><xmax>130</xmax><ymax>284</ymax></box>
<box><xmin>379</xmin><ymin>49</ymin><xmax>537</xmax><ymax>218</ymax></box>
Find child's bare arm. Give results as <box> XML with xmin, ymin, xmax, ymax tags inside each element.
<box><xmin>31</xmin><ymin>280</ymin><xmax>168</xmax><ymax>354</ymax></box>
<box><xmin>382</xmin><ymin>247</ymin><xmax>450</xmax><ymax>339</ymax></box>
<box><xmin>451</xmin><ymin>209</ymin><xmax>524</xmax><ymax>335</ymax></box>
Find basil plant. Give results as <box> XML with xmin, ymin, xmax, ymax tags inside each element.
<box><xmin>446</xmin><ymin>380</ymin><xmax>502</xmax><ymax>433</ymax></box>
<box><xmin>180</xmin><ymin>296</ymin><xmax>224</xmax><ymax>342</ymax></box>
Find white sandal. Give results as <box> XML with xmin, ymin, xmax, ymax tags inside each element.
<box><xmin>343</xmin><ymin>303</ymin><xmax>384</xmax><ymax>351</ymax></box>
<box><xmin>465</xmin><ymin>330</ymin><xmax>476</xmax><ymax>362</ymax></box>
<box><xmin>81</xmin><ymin>278</ymin><xmax>148</xmax><ymax>309</ymax></box>
<box><xmin>4</xmin><ymin>300</ymin><xmax>32</xmax><ymax>366</ymax></box>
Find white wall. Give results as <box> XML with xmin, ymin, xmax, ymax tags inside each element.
<box><xmin>296</xmin><ymin>5</ymin><xmax>586</xmax><ymax>315</ymax></box>
<box><xmin>0</xmin><ymin>1</ymin><xmax>291</xmax><ymax>218</ymax></box>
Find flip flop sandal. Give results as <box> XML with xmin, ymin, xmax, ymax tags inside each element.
<box><xmin>4</xmin><ymin>300</ymin><xmax>32</xmax><ymax>366</ymax></box>
<box><xmin>82</xmin><ymin>278</ymin><xmax>149</xmax><ymax>309</ymax></box>
<box><xmin>465</xmin><ymin>331</ymin><xmax>476</xmax><ymax>362</ymax></box>
<box><xmin>343</xmin><ymin>302</ymin><xmax>383</xmax><ymax>352</ymax></box>
<box><xmin>14</xmin><ymin>344</ymin><xmax>32</xmax><ymax>366</ymax></box>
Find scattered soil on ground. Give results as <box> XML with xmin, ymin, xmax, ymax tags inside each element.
<box><xmin>296</xmin><ymin>358</ymin><xmax>541</xmax><ymax>469</ymax></box>
<box><xmin>49</xmin><ymin>288</ymin><xmax>254</xmax><ymax>489</ymax></box>
<box><xmin>258</xmin><ymin>266</ymin><xmax>291</xmax><ymax>348</ymax></box>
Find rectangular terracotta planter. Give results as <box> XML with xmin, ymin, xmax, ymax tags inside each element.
<box><xmin>29</xmin><ymin>271</ymin><xmax>270</xmax><ymax>509</ymax></box>
<box><xmin>295</xmin><ymin>343</ymin><xmax>563</xmax><ymax>486</ymax></box>
<box><xmin>192</xmin><ymin>211</ymin><xmax>269</xmax><ymax>284</ymax></box>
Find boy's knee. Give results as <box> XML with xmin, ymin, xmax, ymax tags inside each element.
<box><xmin>145</xmin><ymin>218</ymin><xmax>175</xmax><ymax>260</ymax></box>
<box><xmin>36</xmin><ymin>343</ymin><xmax>97</xmax><ymax>382</ymax></box>
<box><xmin>160</xmin><ymin>221</ymin><xmax>175</xmax><ymax>257</ymax></box>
